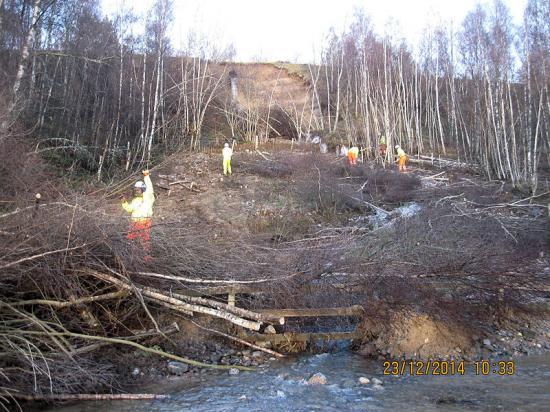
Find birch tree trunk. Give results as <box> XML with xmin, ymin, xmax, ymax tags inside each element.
<box><xmin>4</xmin><ymin>0</ymin><xmax>41</xmax><ymax>127</ymax></box>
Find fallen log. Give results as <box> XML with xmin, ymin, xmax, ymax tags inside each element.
<box><xmin>21</xmin><ymin>330</ymin><xmax>254</xmax><ymax>371</ymax></box>
<box><xmin>254</xmin><ymin>306</ymin><xmax>365</xmax><ymax>318</ymax></box>
<box><xmin>12</xmin><ymin>393</ymin><xmax>169</xmax><ymax>401</ymax></box>
<box><xmin>90</xmin><ymin>271</ymin><xmax>263</xmax><ymax>331</ymax></box>
<box><xmin>165</xmin><ymin>289</ymin><xmax>284</xmax><ymax>325</ymax></box>
<box><xmin>12</xmin><ymin>290</ymin><xmax>129</xmax><ymax>308</ymax></box>
<box><xmin>68</xmin><ymin>323</ymin><xmax>180</xmax><ymax>356</ymax></box>
<box><xmin>189</xmin><ymin>319</ymin><xmax>285</xmax><ymax>358</ymax></box>
<box><xmin>242</xmin><ymin>331</ymin><xmax>362</xmax><ymax>343</ymax></box>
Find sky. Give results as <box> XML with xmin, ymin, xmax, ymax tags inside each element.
<box><xmin>101</xmin><ymin>0</ymin><xmax>527</xmax><ymax>62</ymax></box>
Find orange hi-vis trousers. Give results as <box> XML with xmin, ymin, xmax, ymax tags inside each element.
<box><xmin>127</xmin><ymin>218</ymin><xmax>152</xmax><ymax>261</ymax></box>
<box><xmin>348</xmin><ymin>152</ymin><xmax>357</xmax><ymax>165</ymax></box>
<box><xmin>398</xmin><ymin>155</ymin><xmax>408</xmax><ymax>172</ymax></box>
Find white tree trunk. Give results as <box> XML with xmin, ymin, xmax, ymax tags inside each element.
<box><xmin>5</xmin><ymin>0</ymin><xmax>41</xmax><ymax>124</ymax></box>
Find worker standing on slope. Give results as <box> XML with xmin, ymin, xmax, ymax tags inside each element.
<box><xmin>379</xmin><ymin>134</ymin><xmax>387</xmax><ymax>157</ymax></box>
<box><xmin>222</xmin><ymin>142</ymin><xmax>233</xmax><ymax>175</ymax></box>
<box><xmin>122</xmin><ymin>170</ymin><xmax>155</xmax><ymax>261</ymax></box>
<box><xmin>395</xmin><ymin>145</ymin><xmax>408</xmax><ymax>172</ymax></box>
<box><xmin>340</xmin><ymin>144</ymin><xmax>349</xmax><ymax>157</ymax></box>
<box><xmin>348</xmin><ymin>145</ymin><xmax>359</xmax><ymax>166</ymax></box>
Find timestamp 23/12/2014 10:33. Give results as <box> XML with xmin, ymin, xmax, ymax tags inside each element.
<box><xmin>383</xmin><ymin>360</ymin><xmax>516</xmax><ymax>376</ymax></box>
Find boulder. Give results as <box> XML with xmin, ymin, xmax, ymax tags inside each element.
<box><xmin>167</xmin><ymin>361</ymin><xmax>189</xmax><ymax>376</ymax></box>
<box><xmin>307</xmin><ymin>372</ymin><xmax>327</xmax><ymax>385</ymax></box>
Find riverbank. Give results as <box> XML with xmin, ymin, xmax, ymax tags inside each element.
<box><xmin>3</xmin><ymin>142</ymin><xmax>549</xmax><ymax>408</ymax></box>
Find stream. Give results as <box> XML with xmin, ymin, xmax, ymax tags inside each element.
<box><xmin>51</xmin><ymin>351</ymin><xmax>550</xmax><ymax>411</ymax></box>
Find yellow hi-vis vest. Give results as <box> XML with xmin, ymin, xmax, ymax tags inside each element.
<box><xmin>396</xmin><ymin>147</ymin><xmax>406</xmax><ymax>158</ymax></box>
<box><xmin>349</xmin><ymin>147</ymin><xmax>359</xmax><ymax>156</ymax></box>
<box><xmin>122</xmin><ymin>175</ymin><xmax>155</xmax><ymax>220</ymax></box>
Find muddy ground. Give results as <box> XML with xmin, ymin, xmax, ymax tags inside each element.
<box><xmin>103</xmin><ymin>140</ymin><xmax>549</xmax><ymax>389</ymax></box>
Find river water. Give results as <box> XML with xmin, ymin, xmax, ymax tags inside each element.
<box><xmin>52</xmin><ymin>351</ymin><xmax>550</xmax><ymax>411</ymax></box>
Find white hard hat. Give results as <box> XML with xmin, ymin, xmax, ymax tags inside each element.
<box><xmin>134</xmin><ymin>181</ymin><xmax>146</xmax><ymax>191</ymax></box>
<box><xmin>395</xmin><ymin>145</ymin><xmax>400</xmax><ymax>149</ymax></box>
<box><xmin>224</xmin><ymin>143</ymin><xmax>229</xmax><ymax>147</ymax></box>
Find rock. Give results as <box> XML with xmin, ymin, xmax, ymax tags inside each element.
<box><xmin>276</xmin><ymin>390</ymin><xmax>286</xmax><ymax>398</ymax></box>
<box><xmin>167</xmin><ymin>361</ymin><xmax>189</xmax><ymax>376</ymax></box>
<box><xmin>372</xmin><ymin>384</ymin><xmax>384</xmax><ymax>391</ymax></box>
<box><xmin>251</xmin><ymin>351</ymin><xmax>263</xmax><ymax>358</ymax></box>
<box><xmin>131</xmin><ymin>367</ymin><xmax>140</xmax><ymax>376</ymax></box>
<box><xmin>521</xmin><ymin>329</ymin><xmax>536</xmax><ymax>340</ymax></box>
<box><xmin>342</xmin><ymin>379</ymin><xmax>356</xmax><ymax>388</ymax></box>
<box><xmin>239</xmin><ymin>395</ymin><xmax>247</xmax><ymax>400</ymax></box>
<box><xmin>372</xmin><ymin>378</ymin><xmax>382</xmax><ymax>385</ymax></box>
<box><xmin>483</xmin><ymin>339</ymin><xmax>492</xmax><ymax>347</ymax></box>
<box><xmin>358</xmin><ymin>377</ymin><xmax>370</xmax><ymax>385</ymax></box>
<box><xmin>229</xmin><ymin>368</ymin><xmax>240</xmax><ymax>376</ymax></box>
<box><xmin>210</xmin><ymin>354</ymin><xmax>221</xmax><ymax>363</ymax></box>
<box><xmin>264</xmin><ymin>325</ymin><xmax>277</xmax><ymax>334</ymax></box>
<box><xmin>307</xmin><ymin>372</ymin><xmax>327</xmax><ymax>385</ymax></box>
<box><xmin>358</xmin><ymin>343</ymin><xmax>377</xmax><ymax>356</ymax></box>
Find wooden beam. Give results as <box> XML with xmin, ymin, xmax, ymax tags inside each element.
<box><xmin>241</xmin><ymin>331</ymin><xmax>362</xmax><ymax>343</ymax></box>
<box><xmin>174</xmin><ymin>285</ymin><xmax>263</xmax><ymax>297</ymax></box>
<box><xmin>254</xmin><ymin>305</ymin><xmax>365</xmax><ymax>318</ymax></box>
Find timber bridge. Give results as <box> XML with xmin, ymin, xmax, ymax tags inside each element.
<box><xmin>177</xmin><ymin>283</ymin><xmax>365</xmax><ymax>349</ymax></box>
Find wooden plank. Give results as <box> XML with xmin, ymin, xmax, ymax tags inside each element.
<box><xmin>227</xmin><ymin>293</ymin><xmax>236</xmax><ymax>307</ymax></box>
<box><xmin>241</xmin><ymin>331</ymin><xmax>362</xmax><ymax>343</ymax></box>
<box><xmin>254</xmin><ymin>305</ymin><xmax>364</xmax><ymax>318</ymax></box>
<box><xmin>174</xmin><ymin>285</ymin><xmax>263</xmax><ymax>297</ymax></box>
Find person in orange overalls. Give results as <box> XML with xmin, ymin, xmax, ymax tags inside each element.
<box><xmin>122</xmin><ymin>170</ymin><xmax>155</xmax><ymax>261</ymax></box>
<box><xmin>395</xmin><ymin>145</ymin><xmax>408</xmax><ymax>172</ymax></box>
<box><xmin>348</xmin><ymin>145</ymin><xmax>359</xmax><ymax>165</ymax></box>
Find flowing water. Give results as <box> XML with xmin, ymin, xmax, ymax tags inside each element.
<box><xmin>52</xmin><ymin>352</ymin><xmax>550</xmax><ymax>411</ymax></box>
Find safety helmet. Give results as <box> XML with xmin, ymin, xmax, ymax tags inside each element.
<box><xmin>134</xmin><ymin>181</ymin><xmax>146</xmax><ymax>192</ymax></box>
<box><xmin>224</xmin><ymin>143</ymin><xmax>229</xmax><ymax>148</ymax></box>
<box><xmin>395</xmin><ymin>145</ymin><xmax>400</xmax><ymax>149</ymax></box>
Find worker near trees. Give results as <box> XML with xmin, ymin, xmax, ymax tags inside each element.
<box><xmin>379</xmin><ymin>134</ymin><xmax>387</xmax><ymax>157</ymax></box>
<box><xmin>222</xmin><ymin>142</ymin><xmax>233</xmax><ymax>175</ymax></box>
<box><xmin>122</xmin><ymin>170</ymin><xmax>155</xmax><ymax>261</ymax></box>
<box><xmin>348</xmin><ymin>145</ymin><xmax>359</xmax><ymax>165</ymax></box>
<box><xmin>340</xmin><ymin>144</ymin><xmax>349</xmax><ymax>157</ymax></box>
<box><xmin>395</xmin><ymin>145</ymin><xmax>408</xmax><ymax>172</ymax></box>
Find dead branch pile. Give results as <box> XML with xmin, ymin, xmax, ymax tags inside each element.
<box><xmin>0</xmin><ymin>196</ymin><xmax>289</xmax><ymax>402</ymax></box>
<box><xmin>0</xmin><ymin>165</ymin><xmax>360</xmax><ymax>404</ymax></box>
